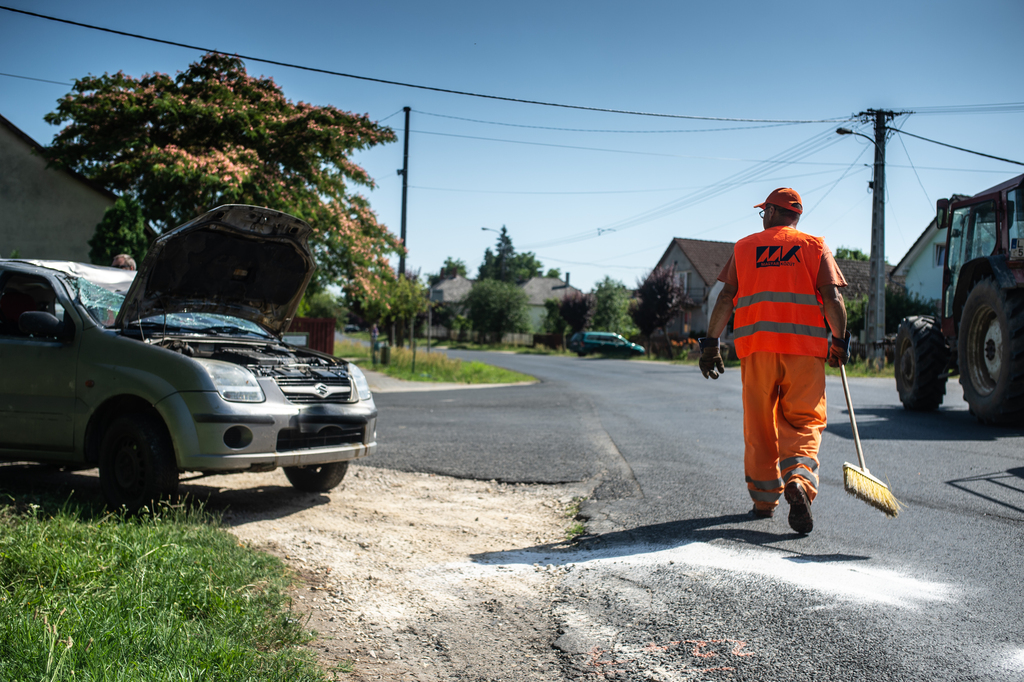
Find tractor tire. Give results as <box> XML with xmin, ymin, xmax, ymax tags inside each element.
<box><xmin>284</xmin><ymin>461</ymin><xmax>350</xmax><ymax>492</ymax></box>
<box><xmin>957</xmin><ymin>278</ymin><xmax>1024</xmax><ymax>424</ymax></box>
<box><xmin>895</xmin><ymin>316</ymin><xmax>949</xmax><ymax>411</ymax></box>
<box><xmin>99</xmin><ymin>413</ymin><xmax>179</xmax><ymax>514</ymax></box>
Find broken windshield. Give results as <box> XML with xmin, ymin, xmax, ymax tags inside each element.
<box><xmin>65</xmin><ymin>275</ymin><xmax>270</xmax><ymax>337</ymax></box>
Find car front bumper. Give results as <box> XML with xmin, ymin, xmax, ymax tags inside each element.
<box><xmin>156</xmin><ymin>390</ymin><xmax>378</xmax><ymax>472</ymax></box>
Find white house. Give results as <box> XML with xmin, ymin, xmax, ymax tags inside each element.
<box><xmin>519</xmin><ymin>275</ymin><xmax>580</xmax><ymax>331</ymax></box>
<box><xmin>654</xmin><ymin>238</ymin><xmax>735</xmax><ymax>336</ymax></box>
<box><xmin>892</xmin><ymin>207</ymin><xmax>963</xmax><ymax>303</ymax></box>
<box><xmin>0</xmin><ymin>113</ymin><xmax>118</xmax><ymax>261</ymax></box>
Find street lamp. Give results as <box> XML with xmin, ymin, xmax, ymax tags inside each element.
<box><xmin>836</xmin><ymin>122</ymin><xmax>888</xmax><ymax>368</ymax></box>
<box><xmin>481</xmin><ymin>226</ymin><xmax>509</xmax><ymax>280</ymax></box>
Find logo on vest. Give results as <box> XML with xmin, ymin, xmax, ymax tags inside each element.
<box><xmin>755</xmin><ymin>245</ymin><xmax>801</xmax><ymax>268</ymax></box>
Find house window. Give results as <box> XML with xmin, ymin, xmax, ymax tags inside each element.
<box><xmin>934</xmin><ymin>244</ymin><xmax>946</xmax><ymax>267</ymax></box>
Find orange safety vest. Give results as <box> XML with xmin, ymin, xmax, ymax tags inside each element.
<box><xmin>732</xmin><ymin>226</ymin><xmax>828</xmax><ymax>359</ymax></box>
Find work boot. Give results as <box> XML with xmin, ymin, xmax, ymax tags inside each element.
<box><xmin>784</xmin><ymin>480</ymin><xmax>813</xmax><ymax>534</ymax></box>
<box><xmin>750</xmin><ymin>505</ymin><xmax>774</xmax><ymax>519</ymax></box>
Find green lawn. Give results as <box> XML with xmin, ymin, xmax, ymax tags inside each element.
<box><xmin>336</xmin><ymin>341</ymin><xmax>535</xmax><ymax>384</ymax></box>
<box><xmin>0</xmin><ymin>498</ymin><xmax>327</xmax><ymax>682</ymax></box>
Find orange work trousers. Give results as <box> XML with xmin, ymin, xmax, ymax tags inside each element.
<box><xmin>740</xmin><ymin>352</ymin><xmax>826</xmax><ymax>512</ymax></box>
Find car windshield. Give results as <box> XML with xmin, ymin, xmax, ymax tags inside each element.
<box><xmin>65</xmin><ymin>275</ymin><xmax>271</xmax><ymax>338</ymax></box>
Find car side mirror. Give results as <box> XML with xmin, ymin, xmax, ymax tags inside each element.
<box><xmin>19</xmin><ymin>311</ymin><xmax>69</xmax><ymax>340</ymax></box>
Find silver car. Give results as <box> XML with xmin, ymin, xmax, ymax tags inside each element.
<box><xmin>0</xmin><ymin>205</ymin><xmax>377</xmax><ymax>511</ymax></box>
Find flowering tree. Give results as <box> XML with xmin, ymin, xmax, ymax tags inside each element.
<box><xmin>43</xmin><ymin>53</ymin><xmax>401</xmax><ymax>297</ymax></box>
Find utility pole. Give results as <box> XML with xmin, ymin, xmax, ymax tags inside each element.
<box><xmin>867</xmin><ymin>109</ymin><xmax>890</xmax><ymax>369</ymax></box>
<box><xmin>839</xmin><ymin>109</ymin><xmax>908</xmax><ymax>368</ymax></box>
<box><xmin>397</xmin><ymin>106</ymin><xmax>411</xmax><ymax>277</ymax></box>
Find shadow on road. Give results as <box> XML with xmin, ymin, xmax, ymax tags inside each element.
<box><xmin>829</xmin><ymin>405</ymin><xmax>1024</xmax><ymax>442</ymax></box>
<box><xmin>945</xmin><ymin>466</ymin><xmax>1024</xmax><ymax>515</ymax></box>
<box><xmin>470</xmin><ymin>513</ymin><xmax>871</xmax><ymax>567</ymax></box>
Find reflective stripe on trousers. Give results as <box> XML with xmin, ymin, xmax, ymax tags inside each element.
<box><xmin>741</xmin><ymin>352</ymin><xmax>826</xmax><ymax>507</ymax></box>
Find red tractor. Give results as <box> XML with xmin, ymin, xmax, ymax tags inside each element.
<box><xmin>895</xmin><ymin>172</ymin><xmax>1024</xmax><ymax>424</ymax></box>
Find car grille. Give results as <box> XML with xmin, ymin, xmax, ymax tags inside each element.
<box><xmin>273</xmin><ymin>375</ymin><xmax>352</xmax><ymax>404</ymax></box>
<box><xmin>277</xmin><ymin>425</ymin><xmax>365</xmax><ymax>452</ymax></box>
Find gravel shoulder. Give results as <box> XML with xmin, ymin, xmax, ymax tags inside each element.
<box><xmin>216</xmin><ymin>464</ymin><xmax>588</xmax><ymax>681</ymax></box>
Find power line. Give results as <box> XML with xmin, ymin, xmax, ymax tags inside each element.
<box><xmin>408</xmin><ymin>167</ymin><xmax>867</xmax><ymax>196</ymax></box>
<box><xmin>0</xmin><ymin>71</ymin><xmax>72</xmax><ymax>86</ymax></box>
<box><xmin>888</xmin><ymin>128</ymin><xmax>1024</xmax><ymax>166</ymax></box>
<box><xmin>413</xmin><ymin>109</ymin><xmax>819</xmax><ymax>133</ymax></box>
<box><xmin>412</xmin><ymin>128</ymin><xmax>864</xmax><ymax>164</ymax></box>
<box><xmin>892</xmin><ymin>120</ymin><xmax>933</xmax><ymax>209</ymax></box>
<box><xmin>522</xmin><ymin>126</ymin><xmax>847</xmax><ymax>249</ymax></box>
<box><xmin>0</xmin><ymin>5</ymin><xmax>850</xmax><ymax>123</ymax></box>
<box><xmin>909</xmin><ymin>102</ymin><xmax>1024</xmax><ymax>116</ymax></box>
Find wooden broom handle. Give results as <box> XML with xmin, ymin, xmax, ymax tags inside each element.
<box><xmin>840</xmin><ymin>365</ymin><xmax>868</xmax><ymax>471</ymax></box>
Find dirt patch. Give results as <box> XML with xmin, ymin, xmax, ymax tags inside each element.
<box><xmin>215</xmin><ymin>465</ymin><xmax>588</xmax><ymax>681</ymax></box>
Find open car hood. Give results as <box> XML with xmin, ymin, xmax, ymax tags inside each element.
<box><xmin>115</xmin><ymin>205</ymin><xmax>316</xmax><ymax>337</ymax></box>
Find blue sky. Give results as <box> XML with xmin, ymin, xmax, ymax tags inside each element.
<box><xmin>2</xmin><ymin>0</ymin><xmax>1022</xmax><ymax>293</ymax></box>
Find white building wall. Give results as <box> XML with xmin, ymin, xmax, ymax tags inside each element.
<box><xmin>902</xmin><ymin>228</ymin><xmax>947</xmax><ymax>302</ymax></box>
<box><xmin>0</xmin><ymin>124</ymin><xmax>113</xmax><ymax>261</ymax></box>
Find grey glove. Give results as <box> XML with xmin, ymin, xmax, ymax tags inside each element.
<box><xmin>698</xmin><ymin>337</ymin><xmax>724</xmax><ymax>379</ymax></box>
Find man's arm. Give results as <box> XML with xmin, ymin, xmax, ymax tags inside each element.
<box><xmin>819</xmin><ymin>283</ymin><xmax>847</xmax><ymax>338</ymax></box>
<box><xmin>707</xmin><ymin>281</ymin><xmax>737</xmax><ymax>338</ymax></box>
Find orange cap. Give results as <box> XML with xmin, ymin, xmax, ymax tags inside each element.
<box><xmin>754</xmin><ymin>187</ymin><xmax>803</xmax><ymax>214</ymax></box>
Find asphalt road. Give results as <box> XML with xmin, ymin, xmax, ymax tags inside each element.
<box><xmin>370</xmin><ymin>351</ymin><xmax>1024</xmax><ymax>681</ymax></box>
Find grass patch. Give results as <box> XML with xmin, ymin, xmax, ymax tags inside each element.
<box><xmin>439</xmin><ymin>341</ymin><xmax>570</xmax><ymax>355</ymax></box>
<box><xmin>334</xmin><ymin>338</ymin><xmax>371</xmax><ymax>361</ymax></box>
<box><xmin>356</xmin><ymin>346</ymin><xmax>535</xmax><ymax>384</ymax></box>
<box><xmin>0</xmin><ymin>498</ymin><xmax>326</xmax><ymax>682</ymax></box>
<box><xmin>825</xmin><ymin>356</ymin><xmax>895</xmax><ymax>378</ymax></box>
<box><xmin>564</xmin><ymin>522</ymin><xmax>587</xmax><ymax>541</ymax></box>
<box><xmin>563</xmin><ymin>496</ymin><xmax>587</xmax><ymax>541</ymax></box>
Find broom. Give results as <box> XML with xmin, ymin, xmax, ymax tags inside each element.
<box><xmin>839</xmin><ymin>365</ymin><xmax>901</xmax><ymax>517</ymax></box>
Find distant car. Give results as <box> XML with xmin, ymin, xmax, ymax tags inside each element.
<box><xmin>568</xmin><ymin>331</ymin><xmax>645</xmax><ymax>357</ymax></box>
<box><xmin>343</xmin><ymin>323</ymin><xmax>361</xmax><ymax>333</ymax></box>
<box><xmin>0</xmin><ymin>205</ymin><xmax>377</xmax><ymax>512</ymax></box>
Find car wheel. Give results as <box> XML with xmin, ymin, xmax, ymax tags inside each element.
<box><xmin>283</xmin><ymin>461</ymin><xmax>350</xmax><ymax>492</ymax></box>
<box><xmin>958</xmin><ymin>278</ymin><xmax>1024</xmax><ymax>424</ymax></box>
<box><xmin>99</xmin><ymin>414</ymin><xmax>179</xmax><ymax>513</ymax></box>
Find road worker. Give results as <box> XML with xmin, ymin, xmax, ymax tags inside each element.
<box><xmin>698</xmin><ymin>188</ymin><xmax>850</xmax><ymax>534</ymax></box>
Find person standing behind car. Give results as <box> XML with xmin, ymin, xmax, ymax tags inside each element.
<box><xmin>698</xmin><ymin>188</ymin><xmax>850</xmax><ymax>534</ymax></box>
<box><xmin>111</xmin><ymin>254</ymin><xmax>136</xmax><ymax>270</ymax></box>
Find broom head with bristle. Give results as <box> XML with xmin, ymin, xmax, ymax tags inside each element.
<box><xmin>843</xmin><ymin>462</ymin><xmax>901</xmax><ymax>517</ymax></box>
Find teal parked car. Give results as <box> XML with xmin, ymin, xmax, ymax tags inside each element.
<box><xmin>568</xmin><ymin>331</ymin><xmax>645</xmax><ymax>357</ymax></box>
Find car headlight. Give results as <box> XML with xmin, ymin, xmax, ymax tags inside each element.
<box><xmin>195</xmin><ymin>359</ymin><xmax>265</xmax><ymax>403</ymax></box>
<box><xmin>348</xmin><ymin>363</ymin><xmax>372</xmax><ymax>401</ymax></box>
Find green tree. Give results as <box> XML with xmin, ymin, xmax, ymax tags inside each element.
<box><xmin>478</xmin><ymin>226</ymin><xmax>543</xmax><ymax>283</ymax></box>
<box><xmin>464</xmin><ymin>279</ymin><xmax>531</xmax><ymax>340</ymax></box>
<box><xmin>545</xmin><ymin>268</ymin><xmax>562</xmax><ymax>279</ymax></box>
<box><xmin>44</xmin><ymin>53</ymin><xmax>400</xmax><ymax>298</ymax></box>
<box><xmin>296</xmin><ymin>289</ymin><xmax>347</xmax><ymax>330</ymax></box>
<box><xmin>591</xmin><ymin>276</ymin><xmax>635</xmax><ymax>335</ymax></box>
<box><xmin>88</xmin><ymin>196</ymin><xmax>149</xmax><ymax>266</ymax></box>
<box><xmin>835</xmin><ymin>247</ymin><xmax>869</xmax><ymax>261</ymax></box>
<box><xmin>540</xmin><ymin>298</ymin><xmax>568</xmax><ymax>335</ymax></box>
<box><xmin>846</xmin><ymin>286</ymin><xmax>938</xmax><ymax>335</ymax></box>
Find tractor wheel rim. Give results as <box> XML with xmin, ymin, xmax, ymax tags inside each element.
<box><xmin>983</xmin><ymin>318</ymin><xmax>1002</xmax><ymax>379</ymax></box>
<box><xmin>967</xmin><ymin>304</ymin><xmax>999</xmax><ymax>395</ymax></box>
